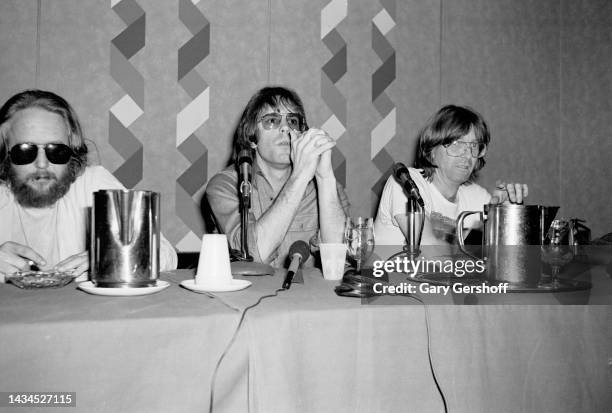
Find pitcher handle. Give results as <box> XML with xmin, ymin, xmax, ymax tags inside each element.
<box><xmin>456</xmin><ymin>211</ymin><xmax>482</xmax><ymax>260</ymax></box>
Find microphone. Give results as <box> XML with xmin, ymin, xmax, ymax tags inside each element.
<box><xmin>392</xmin><ymin>162</ymin><xmax>424</xmax><ymax>208</ymax></box>
<box><xmin>282</xmin><ymin>240</ymin><xmax>310</xmax><ymax>290</ymax></box>
<box><xmin>237</xmin><ymin>149</ymin><xmax>252</xmax><ymax>202</ymax></box>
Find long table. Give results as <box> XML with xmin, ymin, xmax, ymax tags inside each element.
<box><xmin>0</xmin><ymin>274</ymin><xmax>249</xmax><ymax>412</ymax></box>
<box><xmin>1</xmin><ymin>249</ymin><xmax>611</xmax><ymax>412</ymax></box>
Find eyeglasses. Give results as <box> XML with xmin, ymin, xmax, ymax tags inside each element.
<box><xmin>9</xmin><ymin>143</ymin><xmax>73</xmax><ymax>165</ymax></box>
<box><xmin>258</xmin><ymin>113</ymin><xmax>304</xmax><ymax>132</ymax></box>
<box><xmin>443</xmin><ymin>140</ymin><xmax>486</xmax><ymax>158</ymax></box>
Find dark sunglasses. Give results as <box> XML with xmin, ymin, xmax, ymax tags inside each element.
<box><xmin>258</xmin><ymin>113</ymin><xmax>305</xmax><ymax>132</ymax></box>
<box><xmin>9</xmin><ymin>143</ymin><xmax>74</xmax><ymax>165</ymax></box>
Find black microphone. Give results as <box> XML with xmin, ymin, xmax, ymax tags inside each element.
<box><xmin>282</xmin><ymin>240</ymin><xmax>310</xmax><ymax>290</ymax></box>
<box><xmin>392</xmin><ymin>162</ymin><xmax>424</xmax><ymax>208</ymax></box>
<box><xmin>237</xmin><ymin>149</ymin><xmax>252</xmax><ymax>201</ymax></box>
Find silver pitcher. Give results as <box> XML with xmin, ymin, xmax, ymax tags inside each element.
<box><xmin>456</xmin><ymin>204</ymin><xmax>559</xmax><ymax>287</ymax></box>
<box><xmin>91</xmin><ymin>190</ymin><xmax>160</xmax><ymax>288</ymax></box>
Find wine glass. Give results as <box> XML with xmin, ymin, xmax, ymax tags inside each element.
<box><xmin>344</xmin><ymin>217</ymin><xmax>375</xmax><ymax>275</ymax></box>
<box><xmin>540</xmin><ymin>219</ymin><xmax>575</xmax><ymax>288</ymax></box>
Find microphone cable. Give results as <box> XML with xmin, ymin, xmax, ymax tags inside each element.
<box><xmin>405</xmin><ymin>292</ymin><xmax>448</xmax><ymax>413</ymax></box>
<box><xmin>381</xmin><ymin>249</ymin><xmax>447</xmax><ymax>411</ymax></box>
<box><xmin>207</xmin><ymin>281</ymin><xmax>448</xmax><ymax>413</ymax></box>
<box><xmin>208</xmin><ymin>287</ymin><xmax>285</xmax><ymax>413</ymax></box>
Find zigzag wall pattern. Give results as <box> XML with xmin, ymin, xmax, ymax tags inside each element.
<box><xmin>321</xmin><ymin>0</ymin><xmax>348</xmax><ymax>187</ymax></box>
<box><xmin>2</xmin><ymin>0</ymin><xmax>603</xmax><ymax>248</ymax></box>
<box><xmin>109</xmin><ymin>0</ymin><xmax>145</xmax><ymax>188</ymax></box>
<box><xmin>370</xmin><ymin>0</ymin><xmax>396</xmax><ymax>215</ymax></box>
<box><xmin>175</xmin><ymin>0</ymin><xmax>210</xmax><ymax>251</ymax></box>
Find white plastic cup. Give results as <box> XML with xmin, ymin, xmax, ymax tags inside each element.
<box><xmin>320</xmin><ymin>243</ymin><xmax>347</xmax><ymax>280</ymax></box>
<box><xmin>195</xmin><ymin>234</ymin><xmax>233</xmax><ymax>286</ymax></box>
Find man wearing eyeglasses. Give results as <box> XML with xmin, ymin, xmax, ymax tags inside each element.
<box><xmin>206</xmin><ymin>86</ymin><xmax>349</xmax><ymax>267</ymax></box>
<box><xmin>374</xmin><ymin>105</ymin><xmax>529</xmax><ymax>247</ymax></box>
<box><xmin>0</xmin><ymin>90</ymin><xmax>177</xmax><ymax>281</ymax></box>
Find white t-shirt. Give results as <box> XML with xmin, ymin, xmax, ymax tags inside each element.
<box><xmin>374</xmin><ymin>167</ymin><xmax>491</xmax><ymax>246</ymax></box>
<box><xmin>0</xmin><ymin>165</ymin><xmax>177</xmax><ymax>271</ymax></box>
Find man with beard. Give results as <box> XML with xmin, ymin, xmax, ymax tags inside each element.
<box><xmin>0</xmin><ymin>90</ymin><xmax>177</xmax><ymax>282</ymax></box>
<box><xmin>206</xmin><ymin>86</ymin><xmax>349</xmax><ymax>267</ymax></box>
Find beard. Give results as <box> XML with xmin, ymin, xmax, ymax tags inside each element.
<box><xmin>8</xmin><ymin>168</ymin><xmax>73</xmax><ymax>208</ymax></box>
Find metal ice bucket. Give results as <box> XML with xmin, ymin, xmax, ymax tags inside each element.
<box><xmin>90</xmin><ymin>190</ymin><xmax>160</xmax><ymax>288</ymax></box>
<box><xmin>457</xmin><ymin>204</ymin><xmax>559</xmax><ymax>287</ymax></box>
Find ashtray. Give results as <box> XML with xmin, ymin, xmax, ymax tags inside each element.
<box><xmin>6</xmin><ymin>271</ymin><xmax>74</xmax><ymax>289</ymax></box>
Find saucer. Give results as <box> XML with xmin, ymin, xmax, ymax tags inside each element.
<box><xmin>180</xmin><ymin>278</ymin><xmax>252</xmax><ymax>293</ymax></box>
<box><xmin>78</xmin><ymin>280</ymin><xmax>170</xmax><ymax>296</ymax></box>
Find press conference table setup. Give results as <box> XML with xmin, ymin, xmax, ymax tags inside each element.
<box><xmin>1</xmin><ymin>245</ymin><xmax>611</xmax><ymax>413</ymax></box>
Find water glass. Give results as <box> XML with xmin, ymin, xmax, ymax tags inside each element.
<box><xmin>540</xmin><ymin>219</ymin><xmax>575</xmax><ymax>288</ymax></box>
<box><xmin>343</xmin><ymin>217</ymin><xmax>375</xmax><ymax>275</ymax></box>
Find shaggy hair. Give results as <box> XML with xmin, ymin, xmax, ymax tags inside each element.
<box><xmin>414</xmin><ymin>105</ymin><xmax>490</xmax><ymax>182</ymax></box>
<box><xmin>0</xmin><ymin>89</ymin><xmax>88</xmax><ymax>184</ymax></box>
<box><xmin>231</xmin><ymin>86</ymin><xmax>307</xmax><ymax>162</ymax></box>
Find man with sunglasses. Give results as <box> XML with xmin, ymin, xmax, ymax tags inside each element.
<box><xmin>206</xmin><ymin>86</ymin><xmax>350</xmax><ymax>267</ymax></box>
<box><xmin>374</xmin><ymin>105</ymin><xmax>529</xmax><ymax>247</ymax></box>
<box><xmin>0</xmin><ymin>90</ymin><xmax>177</xmax><ymax>281</ymax></box>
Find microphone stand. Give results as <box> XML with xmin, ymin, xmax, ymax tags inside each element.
<box><xmin>388</xmin><ymin>164</ymin><xmax>425</xmax><ymax>262</ymax></box>
<box><xmin>403</xmin><ymin>197</ymin><xmax>424</xmax><ymax>259</ymax></box>
<box><xmin>237</xmin><ymin>179</ymin><xmax>253</xmax><ymax>261</ymax></box>
<box><xmin>230</xmin><ymin>167</ymin><xmax>275</xmax><ymax>276</ymax></box>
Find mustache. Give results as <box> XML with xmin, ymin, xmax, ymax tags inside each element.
<box><xmin>27</xmin><ymin>171</ymin><xmax>57</xmax><ymax>181</ymax></box>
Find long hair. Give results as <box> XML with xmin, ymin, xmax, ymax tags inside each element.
<box><xmin>231</xmin><ymin>86</ymin><xmax>307</xmax><ymax>163</ymax></box>
<box><xmin>414</xmin><ymin>104</ymin><xmax>490</xmax><ymax>182</ymax></box>
<box><xmin>0</xmin><ymin>90</ymin><xmax>88</xmax><ymax>183</ymax></box>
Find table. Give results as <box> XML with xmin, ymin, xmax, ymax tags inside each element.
<box><xmin>0</xmin><ymin>273</ymin><xmax>249</xmax><ymax>412</ymax></box>
<box><xmin>1</xmin><ymin>247</ymin><xmax>611</xmax><ymax>413</ymax></box>
<box><xmin>206</xmin><ymin>253</ymin><xmax>612</xmax><ymax>413</ymax></box>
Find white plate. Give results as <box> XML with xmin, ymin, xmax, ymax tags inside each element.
<box><xmin>180</xmin><ymin>278</ymin><xmax>252</xmax><ymax>293</ymax></box>
<box><xmin>78</xmin><ymin>280</ymin><xmax>170</xmax><ymax>296</ymax></box>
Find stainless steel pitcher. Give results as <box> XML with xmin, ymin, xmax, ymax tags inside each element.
<box><xmin>456</xmin><ymin>204</ymin><xmax>559</xmax><ymax>287</ymax></box>
<box><xmin>91</xmin><ymin>190</ymin><xmax>160</xmax><ymax>288</ymax></box>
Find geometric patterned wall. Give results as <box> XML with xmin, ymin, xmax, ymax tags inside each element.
<box><xmin>175</xmin><ymin>0</ymin><xmax>209</xmax><ymax>250</ymax></box>
<box><xmin>1</xmin><ymin>0</ymin><xmax>611</xmax><ymax>250</ymax></box>
<box><xmin>110</xmin><ymin>0</ymin><xmax>145</xmax><ymax>190</ymax></box>
<box><xmin>370</xmin><ymin>0</ymin><xmax>396</xmax><ymax>215</ymax></box>
<box><xmin>321</xmin><ymin>0</ymin><xmax>348</xmax><ymax>188</ymax></box>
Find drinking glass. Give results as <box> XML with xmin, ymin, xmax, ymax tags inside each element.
<box><xmin>344</xmin><ymin>217</ymin><xmax>375</xmax><ymax>275</ymax></box>
<box><xmin>540</xmin><ymin>219</ymin><xmax>575</xmax><ymax>288</ymax></box>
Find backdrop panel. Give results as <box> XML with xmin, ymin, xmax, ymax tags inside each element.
<box><xmin>0</xmin><ymin>0</ymin><xmax>610</xmax><ymax>250</ymax></box>
<box><xmin>0</xmin><ymin>0</ymin><xmax>38</xmax><ymax>103</ymax></box>
<box><xmin>441</xmin><ymin>0</ymin><xmax>561</xmax><ymax>208</ymax></box>
<box><xmin>561</xmin><ymin>0</ymin><xmax>612</xmax><ymax>235</ymax></box>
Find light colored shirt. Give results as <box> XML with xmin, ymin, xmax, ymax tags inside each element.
<box><xmin>374</xmin><ymin>167</ymin><xmax>491</xmax><ymax>246</ymax></box>
<box><xmin>206</xmin><ymin>160</ymin><xmax>351</xmax><ymax>267</ymax></box>
<box><xmin>0</xmin><ymin>165</ymin><xmax>177</xmax><ymax>271</ymax></box>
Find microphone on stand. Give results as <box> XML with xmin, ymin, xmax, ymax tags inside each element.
<box><xmin>237</xmin><ymin>149</ymin><xmax>252</xmax><ymax>205</ymax></box>
<box><xmin>230</xmin><ymin>148</ymin><xmax>275</xmax><ymax>276</ymax></box>
<box><xmin>235</xmin><ymin>148</ymin><xmax>253</xmax><ymax>262</ymax></box>
<box><xmin>282</xmin><ymin>240</ymin><xmax>310</xmax><ymax>290</ymax></box>
<box><xmin>392</xmin><ymin>162</ymin><xmax>424</xmax><ymax>208</ymax></box>
<box><xmin>392</xmin><ymin>162</ymin><xmax>424</xmax><ymax>259</ymax></box>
